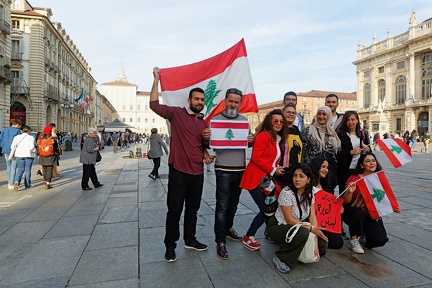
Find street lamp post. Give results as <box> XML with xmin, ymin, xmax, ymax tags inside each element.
<box><xmin>60</xmin><ymin>101</ymin><xmax>74</xmax><ymax>134</ymax></box>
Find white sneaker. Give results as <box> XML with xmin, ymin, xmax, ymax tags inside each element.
<box><xmin>8</xmin><ymin>185</ymin><xmax>14</xmax><ymax>190</ymax></box>
<box><xmin>349</xmin><ymin>239</ymin><xmax>364</xmax><ymax>254</ymax></box>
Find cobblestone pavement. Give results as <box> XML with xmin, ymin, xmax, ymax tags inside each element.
<box><xmin>0</xmin><ymin>142</ymin><xmax>431</xmax><ymax>287</ymax></box>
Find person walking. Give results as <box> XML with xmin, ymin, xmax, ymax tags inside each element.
<box><xmin>0</xmin><ymin>119</ymin><xmax>22</xmax><ymax>189</ymax></box>
<box><xmin>111</xmin><ymin>132</ymin><xmax>119</xmax><ymax>153</ymax></box>
<box><xmin>147</xmin><ymin>128</ymin><xmax>169</xmax><ymax>180</ymax></box>
<box><xmin>212</xmin><ymin>88</ymin><xmax>254</xmax><ymax>259</ymax></box>
<box><xmin>38</xmin><ymin>126</ymin><xmax>60</xmax><ymax>190</ymax></box>
<box><xmin>11</xmin><ymin>125</ymin><xmax>37</xmax><ymax>191</ymax></box>
<box><xmin>240</xmin><ymin>109</ymin><xmax>288</xmax><ymax>251</ymax></box>
<box><xmin>79</xmin><ymin>128</ymin><xmax>103</xmax><ymax>191</ymax></box>
<box><xmin>150</xmin><ymin>67</ymin><xmax>212</xmax><ymax>263</ymax></box>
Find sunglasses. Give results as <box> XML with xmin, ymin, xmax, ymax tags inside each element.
<box><xmin>272</xmin><ymin>119</ymin><xmax>285</xmax><ymax>125</ymax></box>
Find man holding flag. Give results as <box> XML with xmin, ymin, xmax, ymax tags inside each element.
<box><xmin>150</xmin><ymin>67</ymin><xmax>213</xmax><ymax>263</ymax></box>
<box><xmin>211</xmin><ymin>88</ymin><xmax>254</xmax><ymax>259</ymax></box>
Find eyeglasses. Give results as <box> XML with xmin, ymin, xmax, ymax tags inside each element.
<box><xmin>272</xmin><ymin>119</ymin><xmax>285</xmax><ymax>125</ymax></box>
<box><xmin>226</xmin><ymin>88</ymin><xmax>243</xmax><ymax>96</ymax></box>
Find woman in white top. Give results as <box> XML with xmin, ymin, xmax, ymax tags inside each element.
<box><xmin>336</xmin><ymin>111</ymin><xmax>370</xmax><ymax>192</ymax></box>
<box><xmin>265</xmin><ymin>163</ymin><xmax>328</xmax><ymax>273</ymax></box>
<box><xmin>10</xmin><ymin>125</ymin><xmax>37</xmax><ymax>190</ymax></box>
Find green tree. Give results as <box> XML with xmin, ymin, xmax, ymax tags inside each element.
<box><xmin>204</xmin><ymin>80</ymin><xmax>221</xmax><ymax>116</ymax></box>
<box><xmin>225</xmin><ymin>129</ymin><xmax>234</xmax><ymax>140</ymax></box>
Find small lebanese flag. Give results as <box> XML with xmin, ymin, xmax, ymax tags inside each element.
<box><xmin>209</xmin><ymin>120</ymin><xmax>249</xmax><ymax>149</ymax></box>
<box><xmin>378</xmin><ymin>138</ymin><xmax>412</xmax><ymax>168</ymax></box>
<box><xmin>356</xmin><ymin>171</ymin><xmax>399</xmax><ymax>220</ymax></box>
<box><xmin>159</xmin><ymin>39</ymin><xmax>258</xmax><ymax>122</ymax></box>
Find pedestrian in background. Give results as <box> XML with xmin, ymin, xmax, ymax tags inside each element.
<box><xmin>38</xmin><ymin>126</ymin><xmax>60</xmax><ymax>190</ymax></box>
<box><xmin>0</xmin><ymin>119</ymin><xmax>22</xmax><ymax>189</ymax></box>
<box><xmin>79</xmin><ymin>128</ymin><xmax>103</xmax><ymax>191</ymax></box>
<box><xmin>410</xmin><ymin>129</ymin><xmax>418</xmax><ymax>152</ymax></box>
<box><xmin>147</xmin><ymin>128</ymin><xmax>169</xmax><ymax>180</ymax></box>
<box><xmin>11</xmin><ymin>125</ymin><xmax>37</xmax><ymax>191</ymax></box>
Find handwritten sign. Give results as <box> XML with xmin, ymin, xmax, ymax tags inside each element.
<box><xmin>314</xmin><ymin>190</ymin><xmax>344</xmax><ymax>234</ymax></box>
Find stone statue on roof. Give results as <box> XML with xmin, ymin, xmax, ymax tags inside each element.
<box><xmin>409</xmin><ymin>9</ymin><xmax>417</xmax><ymax>26</ymax></box>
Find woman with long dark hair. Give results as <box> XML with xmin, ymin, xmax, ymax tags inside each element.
<box><xmin>240</xmin><ymin>109</ymin><xmax>288</xmax><ymax>251</ymax></box>
<box><xmin>310</xmin><ymin>156</ymin><xmax>343</xmax><ymax>249</ymax></box>
<box><xmin>265</xmin><ymin>163</ymin><xmax>328</xmax><ymax>273</ymax></box>
<box><xmin>343</xmin><ymin>152</ymin><xmax>402</xmax><ymax>254</ymax></box>
<box><xmin>337</xmin><ymin>111</ymin><xmax>370</xmax><ymax>191</ymax></box>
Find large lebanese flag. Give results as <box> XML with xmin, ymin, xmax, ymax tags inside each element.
<box><xmin>159</xmin><ymin>39</ymin><xmax>258</xmax><ymax>122</ymax></box>
<box><xmin>378</xmin><ymin>138</ymin><xmax>412</xmax><ymax>168</ymax></box>
<box><xmin>356</xmin><ymin>171</ymin><xmax>399</xmax><ymax>220</ymax></box>
<box><xmin>209</xmin><ymin>120</ymin><xmax>249</xmax><ymax>149</ymax></box>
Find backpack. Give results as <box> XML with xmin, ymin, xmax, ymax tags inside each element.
<box><xmin>37</xmin><ymin>138</ymin><xmax>55</xmax><ymax>156</ymax></box>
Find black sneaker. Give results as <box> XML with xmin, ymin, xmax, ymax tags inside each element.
<box><xmin>165</xmin><ymin>246</ymin><xmax>176</xmax><ymax>263</ymax></box>
<box><xmin>226</xmin><ymin>228</ymin><xmax>242</xmax><ymax>241</ymax></box>
<box><xmin>184</xmin><ymin>240</ymin><xmax>208</xmax><ymax>251</ymax></box>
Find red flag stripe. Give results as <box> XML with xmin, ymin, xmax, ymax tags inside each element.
<box><xmin>160</xmin><ymin>39</ymin><xmax>247</xmax><ymax>91</ymax></box>
<box><xmin>378</xmin><ymin>140</ymin><xmax>402</xmax><ymax>168</ymax></box>
<box><xmin>377</xmin><ymin>171</ymin><xmax>399</xmax><ymax>211</ymax></box>
<box><xmin>210</xmin><ymin>140</ymin><xmax>249</xmax><ymax>146</ymax></box>
<box><xmin>211</xmin><ymin>122</ymin><xmax>249</xmax><ymax>129</ymax></box>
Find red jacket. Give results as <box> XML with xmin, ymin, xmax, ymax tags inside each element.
<box><xmin>240</xmin><ymin>131</ymin><xmax>281</xmax><ymax>190</ymax></box>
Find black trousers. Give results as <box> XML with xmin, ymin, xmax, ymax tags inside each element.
<box><xmin>164</xmin><ymin>164</ymin><xmax>204</xmax><ymax>248</ymax></box>
<box><xmin>150</xmin><ymin>157</ymin><xmax>161</xmax><ymax>177</ymax></box>
<box><xmin>81</xmin><ymin>164</ymin><xmax>101</xmax><ymax>189</ymax></box>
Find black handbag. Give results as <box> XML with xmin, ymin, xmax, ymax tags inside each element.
<box><xmin>96</xmin><ymin>151</ymin><xmax>102</xmax><ymax>162</ymax></box>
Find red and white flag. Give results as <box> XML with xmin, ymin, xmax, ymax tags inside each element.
<box><xmin>209</xmin><ymin>120</ymin><xmax>249</xmax><ymax>149</ymax></box>
<box><xmin>378</xmin><ymin>138</ymin><xmax>412</xmax><ymax>168</ymax></box>
<box><xmin>159</xmin><ymin>39</ymin><xmax>258</xmax><ymax>122</ymax></box>
<box><xmin>356</xmin><ymin>171</ymin><xmax>399</xmax><ymax>220</ymax></box>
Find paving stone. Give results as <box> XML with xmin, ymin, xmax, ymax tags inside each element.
<box><xmin>64</xmin><ymin>203</ymin><xmax>105</xmax><ymax>216</ymax></box>
<box><xmin>68</xmin><ymin>246</ymin><xmax>138</xmax><ymax>286</ymax></box>
<box><xmin>68</xmin><ymin>278</ymin><xmax>138</xmax><ymax>288</ymax></box>
<box><xmin>0</xmin><ymin>276</ymin><xmax>69</xmax><ymax>288</ymax></box>
<box><xmin>44</xmin><ymin>214</ymin><xmax>99</xmax><ymax>238</ymax></box>
<box><xmin>87</xmin><ymin>222</ymin><xmax>138</xmax><ymax>250</ymax></box>
<box><xmin>385</xmin><ymin>221</ymin><xmax>432</xmax><ymax>250</ymax></box>
<box><xmin>0</xmin><ymin>244</ymin><xmax>35</xmax><ymax>280</ymax></box>
<box><xmin>0</xmin><ymin>236</ymin><xmax>88</xmax><ymax>285</ymax></box>
<box><xmin>99</xmin><ymin>205</ymin><xmax>138</xmax><ymax>224</ymax></box>
<box><xmin>0</xmin><ymin>221</ymin><xmax>56</xmax><ymax>246</ymax></box>
<box><xmin>138</xmin><ymin>201</ymin><xmax>166</xmax><ymax>229</ymax></box>
<box><xmin>105</xmin><ymin>196</ymin><xmax>137</xmax><ymax>207</ymax></box>
<box><xmin>21</xmin><ymin>207</ymin><xmax>69</xmax><ymax>222</ymax></box>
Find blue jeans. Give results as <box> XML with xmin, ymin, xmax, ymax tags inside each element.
<box><xmin>4</xmin><ymin>154</ymin><xmax>17</xmax><ymax>186</ymax></box>
<box><xmin>214</xmin><ymin>170</ymin><xmax>243</xmax><ymax>243</ymax></box>
<box><xmin>411</xmin><ymin>140</ymin><xmax>417</xmax><ymax>150</ymax></box>
<box><xmin>246</xmin><ymin>186</ymin><xmax>266</xmax><ymax>237</ymax></box>
<box><xmin>15</xmin><ymin>157</ymin><xmax>34</xmax><ymax>188</ymax></box>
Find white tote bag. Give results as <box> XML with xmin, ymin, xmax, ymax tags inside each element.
<box><xmin>286</xmin><ymin>222</ymin><xmax>319</xmax><ymax>264</ymax></box>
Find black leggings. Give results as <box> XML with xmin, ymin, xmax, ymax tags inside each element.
<box><xmin>150</xmin><ymin>157</ymin><xmax>161</xmax><ymax>177</ymax></box>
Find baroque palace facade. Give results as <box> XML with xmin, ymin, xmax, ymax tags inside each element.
<box><xmin>244</xmin><ymin>90</ymin><xmax>357</xmax><ymax>132</ymax></box>
<box><xmin>0</xmin><ymin>0</ymin><xmax>119</xmax><ymax>133</ymax></box>
<box><xmin>353</xmin><ymin>10</ymin><xmax>432</xmax><ymax>136</ymax></box>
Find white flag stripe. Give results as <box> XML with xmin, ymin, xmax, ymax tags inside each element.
<box><xmin>212</xmin><ymin>128</ymin><xmax>249</xmax><ymax>140</ymax></box>
<box><xmin>162</xmin><ymin>57</ymin><xmax>254</xmax><ymax>114</ymax></box>
<box><xmin>382</xmin><ymin>139</ymin><xmax>412</xmax><ymax>165</ymax></box>
<box><xmin>364</xmin><ymin>175</ymin><xmax>394</xmax><ymax>217</ymax></box>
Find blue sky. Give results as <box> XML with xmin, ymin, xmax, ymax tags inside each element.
<box><xmin>32</xmin><ymin>0</ymin><xmax>432</xmax><ymax>104</ymax></box>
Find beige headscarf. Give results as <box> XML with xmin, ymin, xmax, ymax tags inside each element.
<box><xmin>308</xmin><ymin>106</ymin><xmax>341</xmax><ymax>152</ymax></box>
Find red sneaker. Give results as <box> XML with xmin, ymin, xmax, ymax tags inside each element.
<box><xmin>242</xmin><ymin>235</ymin><xmax>260</xmax><ymax>251</ymax></box>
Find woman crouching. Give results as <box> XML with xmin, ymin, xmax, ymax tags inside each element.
<box><xmin>265</xmin><ymin>163</ymin><xmax>328</xmax><ymax>273</ymax></box>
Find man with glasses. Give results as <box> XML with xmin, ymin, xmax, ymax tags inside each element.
<box><xmin>212</xmin><ymin>88</ymin><xmax>254</xmax><ymax>260</ymax></box>
<box><xmin>325</xmin><ymin>94</ymin><xmax>344</xmax><ymax>132</ymax></box>
<box><xmin>283</xmin><ymin>91</ymin><xmax>305</xmax><ymax>132</ymax></box>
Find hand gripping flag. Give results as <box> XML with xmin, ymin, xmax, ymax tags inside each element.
<box><xmin>378</xmin><ymin>138</ymin><xmax>412</xmax><ymax>168</ymax></box>
<box><xmin>356</xmin><ymin>171</ymin><xmax>399</xmax><ymax>220</ymax></box>
<box><xmin>159</xmin><ymin>39</ymin><xmax>258</xmax><ymax>122</ymax></box>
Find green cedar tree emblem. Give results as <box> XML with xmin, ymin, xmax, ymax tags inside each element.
<box><xmin>371</xmin><ymin>188</ymin><xmax>385</xmax><ymax>202</ymax></box>
<box><xmin>204</xmin><ymin>80</ymin><xmax>221</xmax><ymax>116</ymax></box>
<box><xmin>390</xmin><ymin>145</ymin><xmax>402</xmax><ymax>154</ymax></box>
<box><xmin>225</xmin><ymin>129</ymin><xmax>235</xmax><ymax>140</ymax></box>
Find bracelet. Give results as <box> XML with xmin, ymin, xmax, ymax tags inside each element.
<box><xmin>309</xmin><ymin>225</ymin><xmax>313</xmax><ymax>232</ymax></box>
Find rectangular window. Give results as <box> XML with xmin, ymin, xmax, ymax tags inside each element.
<box><xmin>130</xmin><ymin>105</ymin><xmax>133</xmax><ymax>110</ymax></box>
<box><xmin>137</xmin><ymin>117</ymin><xmax>140</xmax><ymax>123</ymax></box>
<box><xmin>12</xmin><ymin>20</ymin><xmax>20</xmax><ymax>30</ymax></box>
<box><xmin>378</xmin><ymin>67</ymin><xmax>384</xmax><ymax>73</ymax></box>
<box><xmin>145</xmin><ymin>118</ymin><xmax>148</xmax><ymax>123</ymax></box>
<box><xmin>130</xmin><ymin>118</ymin><xmax>133</xmax><ymax>122</ymax></box>
<box><xmin>122</xmin><ymin>118</ymin><xmax>125</xmax><ymax>122</ymax></box>
<box><xmin>137</xmin><ymin>105</ymin><xmax>141</xmax><ymax>110</ymax></box>
<box><xmin>396</xmin><ymin>118</ymin><xmax>401</xmax><ymax>131</ymax></box>
<box><xmin>152</xmin><ymin>119</ymin><xmax>155</xmax><ymax>123</ymax></box>
<box><xmin>363</xmin><ymin>71</ymin><xmax>370</xmax><ymax>78</ymax></box>
<box><xmin>372</xmin><ymin>124</ymin><xmax>379</xmax><ymax>131</ymax></box>
<box><xmin>396</xmin><ymin>61</ymin><xmax>405</xmax><ymax>69</ymax></box>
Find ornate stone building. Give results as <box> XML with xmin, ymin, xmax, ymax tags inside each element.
<box><xmin>353</xmin><ymin>10</ymin><xmax>432</xmax><ymax>136</ymax></box>
<box><xmin>244</xmin><ymin>90</ymin><xmax>357</xmax><ymax>132</ymax></box>
<box><xmin>0</xmin><ymin>0</ymin><xmax>12</xmax><ymax>129</ymax></box>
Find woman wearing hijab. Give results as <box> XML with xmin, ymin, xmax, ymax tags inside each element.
<box><xmin>301</xmin><ymin>106</ymin><xmax>341</xmax><ymax>191</ymax></box>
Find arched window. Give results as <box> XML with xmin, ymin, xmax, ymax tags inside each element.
<box><xmin>421</xmin><ymin>66</ymin><xmax>432</xmax><ymax>100</ymax></box>
<box><xmin>378</xmin><ymin>80</ymin><xmax>386</xmax><ymax>102</ymax></box>
<box><xmin>395</xmin><ymin>75</ymin><xmax>406</xmax><ymax>104</ymax></box>
<box><xmin>363</xmin><ymin>83</ymin><xmax>371</xmax><ymax>108</ymax></box>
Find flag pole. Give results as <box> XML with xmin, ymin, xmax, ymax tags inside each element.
<box><xmin>336</xmin><ymin>171</ymin><xmax>382</xmax><ymax>199</ymax></box>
